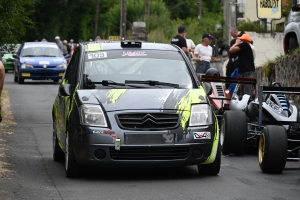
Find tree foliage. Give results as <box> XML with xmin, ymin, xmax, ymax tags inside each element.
<box><xmin>0</xmin><ymin>0</ymin><xmax>34</xmax><ymax>45</ymax></box>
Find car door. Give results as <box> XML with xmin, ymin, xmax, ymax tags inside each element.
<box><xmin>56</xmin><ymin>49</ymin><xmax>80</xmax><ymax>146</ymax></box>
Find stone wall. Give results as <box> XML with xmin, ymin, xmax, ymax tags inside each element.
<box><xmin>256</xmin><ymin>51</ymin><xmax>300</xmax><ymax>107</ymax></box>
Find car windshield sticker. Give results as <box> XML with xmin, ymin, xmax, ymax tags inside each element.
<box><xmin>193</xmin><ymin>132</ymin><xmax>211</xmax><ymax>139</ymax></box>
<box><xmin>122</xmin><ymin>51</ymin><xmax>147</xmax><ymax>57</ymax></box>
<box><xmin>39</xmin><ymin>61</ymin><xmax>50</xmax><ymax>65</ymax></box>
<box><xmin>87</xmin><ymin>43</ymin><xmax>101</xmax><ymax>52</ymax></box>
<box><xmin>88</xmin><ymin>52</ymin><xmax>107</xmax><ymax>59</ymax></box>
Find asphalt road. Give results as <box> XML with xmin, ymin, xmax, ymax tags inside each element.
<box><xmin>0</xmin><ymin>73</ymin><xmax>299</xmax><ymax>200</ymax></box>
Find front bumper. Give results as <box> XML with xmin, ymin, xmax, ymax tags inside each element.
<box><xmin>19</xmin><ymin>68</ymin><xmax>65</xmax><ymax>80</ymax></box>
<box><xmin>72</xmin><ymin>125</ymin><xmax>216</xmax><ymax>167</ymax></box>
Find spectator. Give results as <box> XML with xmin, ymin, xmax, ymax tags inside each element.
<box><xmin>62</xmin><ymin>40</ymin><xmax>71</xmax><ymax>56</ymax></box>
<box><xmin>95</xmin><ymin>36</ymin><xmax>101</xmax><ymax>41</ymax></box>
<box><xmin>229</xmin><ymin>33</ymin><xmax>255</xmax><ymax>97</ymax></box>
<box><xmin>41</xmin><ymin>38</ymin><xmax>47</xmax><ymax>42</ymax></box>
<box><xmin>193</xmin><ymin>34</ymin><xmax>216</xmax><ymax>74</ymax></box>
<box><xmin>71</xmin><ymin>43</ymin><xmax>77</xmax><ymax>56</ymax></box>
<box><xmin>230</xmin><ymin>27</ymin><xmax>239</xmax><ymax>39</ymax></box>
<box><xmin>55</xmin><ymin>36</ymin><xmax>63</xmax><ymax>51</ymax></box>
<box><xmin>0</xmin><ymin>52</ymin><xmax>4</xmax><ymax>122</ymax></box>
<box><xmin>68</xmin><ymin>39</ymin><xmax>74</xmax><ymax>48</ymax></box>
<box><xmin>171</xmin><ymin>25</ymin><xmax>189</xmax><ymax>55</ymax></box>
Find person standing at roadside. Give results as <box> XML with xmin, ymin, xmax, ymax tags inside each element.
<box><xmin>171</xmin><ymin>25</ymin><xmax>189</xmax><ymax>55</ymax></box>
<box><xmin>0</xmin><ymin>52</ymin><xmax>5</xmax><ymax>122</ymax></box>
<box><xmin>193</xmin><ymin>34</ymin><xmax>216</xmax><ymax>74</ymax></box>
<box><xmin>229</xmin><ymin>33</ymin><xmax>255</xmax><ymax>97</ymax></box>
<box><xmin>55</xmin><ymin>36</ymin><xmax>63</xmax><ymax>51</ymax></box>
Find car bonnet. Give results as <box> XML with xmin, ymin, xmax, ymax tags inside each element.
<box><xmin>76</xmin><ymin>88</ymin><xmax>208</xmax><ymax>112</ymax></box>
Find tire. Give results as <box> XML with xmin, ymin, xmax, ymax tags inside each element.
<box><xmin>18</xmin><ymin>71</ymin><xmax>24</xmax><ymax>84</ymax></box>
<box><xmin>53</xmin><ymin>79</ymin><xmax>59</xmax><ymax>83</ymax></box>
<box><xmin>197</xmin><ymin>142</ymin><xmax>221</xmax><ymax>176</ymax></box>
<box><xmin>14</xmin><ymin>67</ymin><xmax>18</xmax><ymax>82</ymax></box>
<box><xmin>258</xmin><ymin>125</ymin><xmax>287</xmax><ymax>174</ymax></box>
<box><xmin>53</xmin><ymin>123</ymin><xmax>64</xmax><ymax>162</ymax></box>
<box><xmin>220</xmin><ymin>111</ymin><xmax>248</xmax><ymax>155</ymax></box>
<box><xmin>288</xmin><ymin>36</ymin><xmax>298</xmax><ymax>53</ymax></box>
<box><xmin>65</xmin><ymin>129</ymin><xmax>79</xmax><ymax>178</ymax></box>
<box><xmin>5</xmin><ymin>69</ymin><xmax>8</xmax><ymax>73</ymax></box>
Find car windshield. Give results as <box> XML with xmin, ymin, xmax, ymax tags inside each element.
<box><xmin>84</xmin><ymin>57</ymin><xmax>193</xmax><ymax>89</ymax></box>
<box><xmin>21</xmin><ymin>46</ymin><xmax>62</xmax><ymax>57</ymax></box>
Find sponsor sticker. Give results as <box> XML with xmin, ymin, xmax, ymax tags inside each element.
<box><xmin>39</xmin><ymin>61</ymin><xmax>50</xmax><ymax>65</ymax></box>
<box><xmin>193</xmin><ymin>132</ymin><xmax>211</xmax><ymax>139</ymax></box>
<box><xmin>122</xmin><ymin>51</ymin><xmax>147</xmax><ymax>57</ymax></box>
<box><xmin>88</xmin><ymin>52</ymin><xmax>107</xmax><ymax>59</ymax></box>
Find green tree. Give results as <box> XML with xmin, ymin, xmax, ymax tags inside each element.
<box><xmin>0</xmin><ymin>0</ymin><xmax>34</xmax><ymax>45</ymax></box>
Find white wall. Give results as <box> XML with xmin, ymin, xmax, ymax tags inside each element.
<box><xmin>247</xmin><ymin>31</ymin><xmax>284</xmax><ymax>67</ymax></box>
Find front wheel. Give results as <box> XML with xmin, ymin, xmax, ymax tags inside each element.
<box><xmin>13</xmin><ymin>67</ymin><xmax>18</xmax><ymax>82</ymax></box>
<box><xmin>197</xmin><ymin>142</ymin><xmax>221</xmax><ymax>176</ymax></box>
<box><xmin>221</xmin><ymin>111</ymin><xmax>248</xmax><ymax>155</ymax></box>
<box><xmin>18</xmin><ymin>71</ymin><xmax>24</xmax><ymax>84</ymax></box>
<box><xmin>65</xmin><ymin>129</ymin><xmax>79</xmax><ymax>178</ymax></box>
<box><xmin>288</xmin><ymin>36</ymin><xmax>298</xmax><ymax>53</ymax></box>
<box><xmin>53</xmin><ymin>123</ymin><xmax>64</xmax><ymax>162</ymax></box>
<box><xmin>258</xmin><ymin>125</ymin><xmax>287</xmax><ymax>174</ymax></box>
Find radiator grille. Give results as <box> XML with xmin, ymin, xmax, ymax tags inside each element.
<box><xmin>117</xmin><ymin>113</ymin><xmax>179</xmax><ymax>130</ymax></box>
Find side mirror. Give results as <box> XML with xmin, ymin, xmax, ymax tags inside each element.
<box><xmin>292</xmin><ymin>0</ymin><xmax>300</xmax><ymax>11</ymax></box>
<box><xmin>59</xmin><ymin>84</ymin><xmax>71</xmax><ymax>96</ymax></box>
<box><xmin>203</xmin><ymin>82</ymin><xmax>212</xmax><ymax>96</ymax></box>
<box><xmin>13</xmin><ymin>54</ymin><xmax>19</xmax><ymax>59</ymax></box>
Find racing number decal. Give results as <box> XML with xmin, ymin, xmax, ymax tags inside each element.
<box><xmin>88</xmin><ymin>52</ymin><xmax>107</xmax><ymax>59</ymax></box>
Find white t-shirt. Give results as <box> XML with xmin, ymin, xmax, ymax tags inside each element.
<box><xmin>194</xmin><ymin>44</ymin><xmax>212</xmax><ymax>62</ymax></box>
<box><xmin>186</xmin><ymin>39</ymin><xmax>195</xmax><ymax>50</ymax></box>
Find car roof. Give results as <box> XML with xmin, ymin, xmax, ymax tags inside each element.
<box><xmin>23</xmin><ymin>42</ymin><xmax>58</xmax><ymax>47</ymax></box>
<box><xmin>81</xmin><ymin>41</ymin><xmax>180</xmax><ymax>52</ymax></box>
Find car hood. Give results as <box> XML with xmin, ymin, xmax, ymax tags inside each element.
<box><xmin>20</xmin><ymin>56</ymin><xmax>66</xmax><ymax>65</ymax></box>
<box><xmin>76</xmin><ymin>88</ymin><xmax>208</xmax><ymax>111</ymax></box>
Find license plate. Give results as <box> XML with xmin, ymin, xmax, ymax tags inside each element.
<box><xmin>59</xmin><ymin>73</ymin><xmax>64</xmax><ymax>76</ymax></box>
<box><xmin>22</xmin><ymin>73</ymin><xmax>30</xmax><ymax>77</ymax></box>
<box><xmin>124</xmin><ymin>132</ymin><xmax>174</xmax><ymax>144</ymax></box>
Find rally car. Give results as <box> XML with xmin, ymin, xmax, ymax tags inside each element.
<box><xmin>13</xmin><ymin>42</ymin><xmax>67</xmax><ymax>84</ymax></box>
<box><xmin>221</xmin><ymin>82</ymin><xmax>300</xmax><ymax>173</ymax></box>
<box><xmin>52</xmin><ymin>40</ymin><xmax>220</xmax><ymax>178</ymax></box>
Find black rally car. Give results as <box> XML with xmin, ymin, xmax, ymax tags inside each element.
<box><xmin>52</xmin><ymin>40</ymin><xmax>220</xmax><ymax>177</ymax></box>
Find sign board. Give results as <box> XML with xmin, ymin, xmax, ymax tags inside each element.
<box><xmin>257</xmin><ymin>0</ymin><xmax>282</xmax><ymax>19</ymax></box>
<box><xmin>109</xmin><ymin>36</ymin><xmax>121</xmax><ymax>41</ymax></box>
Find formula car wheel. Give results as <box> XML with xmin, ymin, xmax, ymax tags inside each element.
<box><xmin>288</xmin><ymin>36</ymin><xmax>298</xmax><ymax>53</ymax></box>
<box><xmin>65</xmin><ymin>129</ymin><xmax>79</xmax><ymax>178</ymax></box>
<box><xmin>221</xmin><ymin>111</ymin><xmax>247</xmax><ymax>155</ymax></box>
<box><xmin>53</xmin><ymin>123</ymin><xmax>64</xmax><ymax>162</ymax></box>
<box><xmin>258</xmin><ymin>125</ymin><xmax>287</xmax><ymax>174</ymax></box>
<box><xmin>197</xmin><ymin>142</ymin><xmax>221</xmax><ymax>176</ymax></box>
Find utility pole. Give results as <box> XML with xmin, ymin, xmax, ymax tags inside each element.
<box><xmin>145</xmin><ymin>0</ymin><xmax>150</xmax><ymax>15</ymax></box>
<box><xmin>196</xmin><ymin>0</ymin><xmax>202</xmax><ymax>20</ymax></box>
<box><xmin>94</xmin><ymin>0</ymin><xmax>100</xmax><ymax>39</ymax></box>
<box><xmin>120</xmin><ymin>0</ymin><xmax>126</xmax><ymax>40</ymax></box>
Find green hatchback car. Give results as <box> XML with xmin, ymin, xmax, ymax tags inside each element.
<box><xmin>0</xmin><ymin>44</ymin><xmax>20</xmax><ymax>72</ymax></box>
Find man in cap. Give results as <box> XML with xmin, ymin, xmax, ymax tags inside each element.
<box><xmin>55</xmin><ymin>36</ymin><xmax>63</xmax><ymax>51</ymax></box>
<box><xmin>229</xmin><ymin>33</ymin><xmax>255</xmax><ymax>97</ymax></box>
<box><xmin>171</xmin><ymin>25</ymin><xmax>189</xmax><ymax>55</ymax></box>
<box><xmin>193</xmin><ymin>33</ymin><xmax>216</xmax><ymax>74</ymax></box>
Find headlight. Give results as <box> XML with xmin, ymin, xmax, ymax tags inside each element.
<box><xmin>189</xmin><ymin>104</ymin><xmax>212</xmax><ymax>126</ymax></box>
<box><xmin>2</xmin><ymin>58</ymin><xmax>6</xmax><ymax>63</ymax></box>
<box><xmin>21</xmin><ymin>64</ymin><xmax>33</xmax><ymax>68</ymax></box>
<box><xmin>79</xmin><ymin>105</ymin><xmax>107</xmax><ymax>127</ymax></box>
<box><xmin>56</xmin><ymin>64</ymin><xmax>67</xmax><ymax>68</ymax></box>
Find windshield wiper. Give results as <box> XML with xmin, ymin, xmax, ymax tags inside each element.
<box><xmin>86</xmin><ymin>80</ymin><xmax>126</xmax><ymax>86</ymax></box>
<box><xmin>125</xmin><ymin>80</ymin><xmax>179</xmax><ymax>88</ymax></box>
<box><xmin>22</xmin><ymin>55</ymin><xmax>36</xmax><ymax>57</ymax></box>
<box><xmin>37</xmin><ymin>55</ymin><xmax>57</xmax><ymax>57</ymax></box>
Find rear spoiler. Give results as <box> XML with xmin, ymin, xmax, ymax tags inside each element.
<box><xmin>258</xmin><ymin>86</ymin><xmax>300</xmax><ymax>127</ymax></box>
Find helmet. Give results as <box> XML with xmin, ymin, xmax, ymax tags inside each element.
<box><xmin>205</xmin><ymin>68</ymin><xmax>220</xmax><ymax>76</ymax></box>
